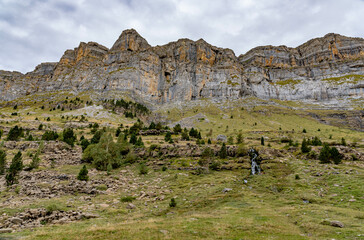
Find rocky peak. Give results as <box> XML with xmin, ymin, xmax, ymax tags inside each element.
<box><xmin>110</xmin><ymin>29</ymin><xmax>151</xmax><ymax>52</ymax></box>
<box><xmin>31</xmin><ymin>62</ymin><xmax>57</xmax><ymax>75</ymax></box>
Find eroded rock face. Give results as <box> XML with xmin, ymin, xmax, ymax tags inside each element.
<box><xmin>1</xmin><ymin>30</ymin><xmax>364</xmax><ymax>103</ymax></box>
<box><xmin>240</xmin><ymin>33</ymin><xmax>364</xmax><ymax>100</ymax></box>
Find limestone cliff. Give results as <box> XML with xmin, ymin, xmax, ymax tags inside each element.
<box><xmin>1</xmin><ymin>30</ymin><xmax>363</xmax><ymax>103</ymax></box>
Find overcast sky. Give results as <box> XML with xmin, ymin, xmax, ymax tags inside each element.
<box><xmin>1</xmin><ymin>0</ymin><xmax>364</xmax><ymax>73</ymax></box>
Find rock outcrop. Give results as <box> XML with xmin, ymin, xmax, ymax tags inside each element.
<box><xmin>1</xmin><ymin>30</ymin><xmax>364</xmax><ymax>103</ymax></box>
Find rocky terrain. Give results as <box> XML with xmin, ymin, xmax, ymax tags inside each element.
<box><xmin>1</xmin><ymin>30</ymin><xmax>364</xmax><ymax>104</ymax></box>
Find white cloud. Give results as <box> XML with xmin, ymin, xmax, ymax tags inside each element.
<box><xmin>1</xmin><ymin>0</ymin><xmax>364</xmax><ymax>73</ymax></box>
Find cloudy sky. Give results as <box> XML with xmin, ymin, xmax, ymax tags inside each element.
<box><xmin>1</xmin><ymin>0</ymin><xmax>364</xmax><ymax>73</ymax></box>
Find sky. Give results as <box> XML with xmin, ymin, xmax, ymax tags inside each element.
<box><xmin>1</xmin><ymin>0</ymin><xmax>364</xmax><ymax>73</ymax></box>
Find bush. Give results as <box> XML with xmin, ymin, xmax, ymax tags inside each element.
<box><xmin>139</xmin><ymin>163</ymin><xmax>148</xmax><ymax>175</ymax></box>
<box><xmin>149</xmin><ymin>144</ymin><xmax>161</xmax><ymax>151</ymax></box>
<box><xmin>260</xmin><ymin>136</ymin><xmax>265</xmax><ymax>146</ymax></box>
<box><xmin>7</xmin><ymin>125</ymin><xmax>24</xmax><ymax>141</ymax></box>
<box><xmin>0</xmin><ymin>129</ymin><xmax>3</xmax><ymax>139</ymax></box>
<box><xmin>311</xmin><ymin>136</ymin><xmax>322</xmax><ymax>146</ymax></box>
<box><xmin>236</xmin><ymin>144</ymin><xmax>248</xmax><ymax>157</ymax></box>
<box><xmin>46</xmin><ymin>204</ymin><xmax>63</xmax><ymax>214</ymax></box>
<box><xmin>124</xmin><ymin>152</ymin><xmax>137</xmax><ymax>164</ymax></box>
<box><xmin>169</xmin><ymin>198</ymin><xmax>177</xmax><ymax>208</ymax></box>
<box><xmin>201</xmin><ymin>147</ymin><xmax>214</xmax><ymax>160</ymax></box>
<box><xmin>341</xmin><ymin>137</ymin><xmax>347</xmax><ymax>146</ymax></box>
<box><xmin>0</xmin><ymin>149</ymin><xmax>6</xmax><ymax>175</ymax></box>
<box><xmin>77</xmin><ymin>165</ymin><xmax>89</xmax><ymax>181</ymax></box>
<box><xmin>319</xmin><ymin>144</ymin><xmax>342</xmax><ymax>164</ymax></box>
<box><xmin>29</xmin><ymin>152</ymin><xmax>41</xmax><ymax>170</ymax></box>
<box><xmin>38</xmin><ymin>124</ymin><xmax>43</xmax><ymax>130</ymax></box>
<box><xmin>121</xmin><ymin>196</ymin><xmax>136</xmax><ymax>202</ymax></box>
<box><xmin>209</xmin><ymin>160</ymin><xmax>221</xmax><ymax>171</ymax></box>
<box><xmin>42</xmin><ymin>130</ymin><xmax>59</xmax><ymax>141</ymax></box>
<box><xmin>307</xmin><ymin>150</ymin><xmax>318</xmax><ymax>159</ymax></box>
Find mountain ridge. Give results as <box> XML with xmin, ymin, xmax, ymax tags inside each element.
<box><xmin>1</xmin><ymin>29</ymin><xmax>364</xmax><ymax>104</ymax></box>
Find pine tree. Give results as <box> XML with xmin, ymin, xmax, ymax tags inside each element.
<box><xmin>219</xmin><ymin>143</ymin><xmax>227</xmax><ymax>159</ymax></box>
<box><xmin>115</xmin><ymin>128</ymin><xmax>121</xmax><ymax>137</ymax></box>
<box><xmin>330</xmin><ymin>147</ymin><xmax>342</xmax><ymax>164</ymax></box>
<box><xmin>341</xmin><ymin>137</ymin><xmax>347</xmax><ymax>146</ymax></box>
<box><xmin>207</xmin><ymin>138</ymin><xmax>212</xmax><ymax>144</ymax></box>
<box><xmin>129</xmin><ymin>133</ymin><xmax>137</xmax><ymax>145</ymax></box>
<box><xmin>80</xmin><ymin>138</ymin><xmax>90</xmax><ymax>151</ymax></box>
<box><xmin>63</xmin><ymin>128</ymin><xmax>76</xmax><ymax>147</ymax></box>
<box><xmin>165</xmin><ymin>132</ymin><xmax>172</xmax><ymax>142</ymax></box>
<box><xmin>260</xmin><ymin>136</ymin><xmax>265</xmax><ymax>146</ymax></box>
<box><xmin>301</xmin><ymin>138</ymin><xmax>311</xmax><ymax>153</ymax></box>
<box><xmin>5</xmin><ymin>151</ymin><xmax>23</xmax><ymax>185</ymax></box>
<box><xmin>77</xmin><ymin>165</ymin><xmax>89</xmax><ymax>181</ymax></box>
<box><xmin>236</xmin><ymin>133</ymin><xmax>243</xmax><ymax>144</ymax></box>
<box><xmin>0</xmin><ymin>149</ymin><xmax>6</xmax><ymax>175</ymax></box>
<box><xmin>136</xmin><ymin>136</ymin><xmax>144</xmax><ymax>147</ymax></box>
<box><xmin>7</xmin><ymin>126</ymin><xmax>24</xmax><ymax>141</ymax></box>
<box><xmin>173</xmin><ymin>124</ymin><xmax>182</xmax><ymax>133</ymax></box>
<box><xmin>319</xmin><ymin>144</ymin><xmax>331</xmax><ymax>164</ymax></box>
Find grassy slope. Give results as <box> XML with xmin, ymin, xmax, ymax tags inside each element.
<box><xmin>0</xmin><ymin>92</ymin><xmax>363</xmax><ymax>239</ymax></box>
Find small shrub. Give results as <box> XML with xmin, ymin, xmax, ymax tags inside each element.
<box><xmin>121</xmin><ymin>196</ymin><xmax>136</xmax><ymax>202</ymax></box>
<box><xmin>139</xmin><ymin>163</ymin><xmax>148</xmax><ymax>175</ymax></box>
<box><xmin>124</xmin><ymin>152</ymin><xmax>137</xmax><ymax>164</ymax></box>
<box><xmin>96</xmin><ymin>184</ymin><xmax>108</xmax><ymax>191</ymax></box>
<box><xmin>295</xmin><ymin>174</ymin><xmax>300</xmax><ymax>180</ymax></box>
<box><xmin>169</xmin><ymin>198</ymin><xmax>177</xmax><ymax>208</ymax></box>
<box><xmin>351</xmin><ymin>154</ymin><xmax>358</xmax><ymax>161</ymax></box>
<box><xmin>46</xmin><ymin>204</ymin><xmax>62</xmax><ymax>214</ymax></box>
<box><xmin>162</xmin><ymin>166</ymin><xmax>167</xmax><ymax>171</ymax></box>
<box><xmin>260</xmin><ymin>136</ymin><xmax>265</xmax><ymax>146</ymax></box>
<box><xmin>209</xmin><ymin>160</ymin><xmax>221</xmax><ymax>171</ymax></box>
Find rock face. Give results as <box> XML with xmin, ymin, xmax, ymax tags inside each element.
<box><xmin>1</xmin><ymin>30</ymin><xmax>364</xmax><ymax>104</ymax></box>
